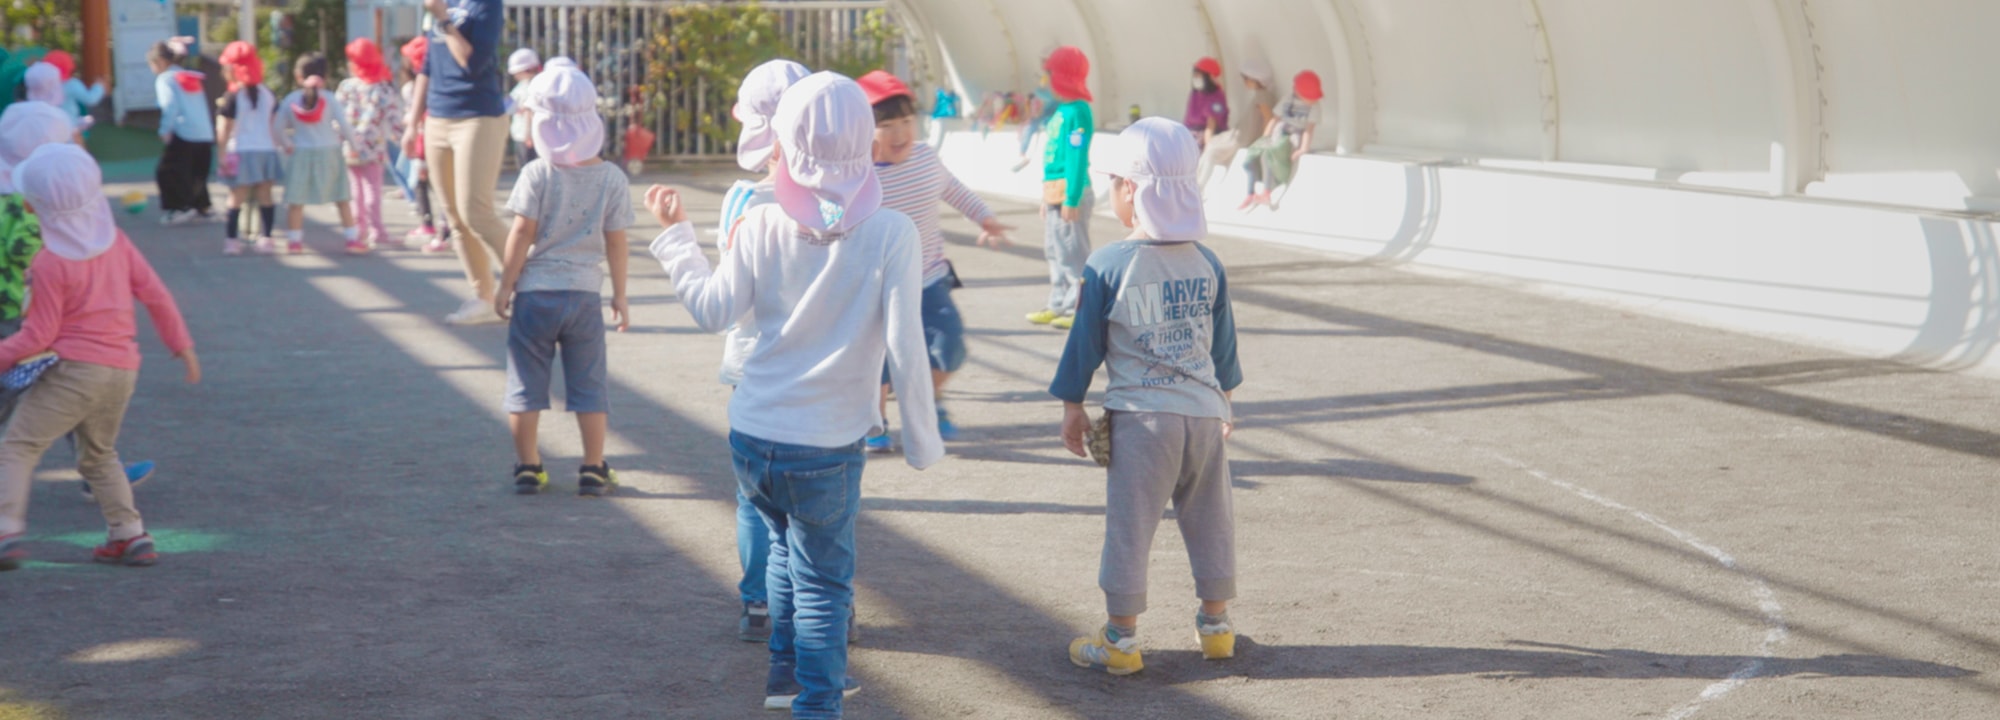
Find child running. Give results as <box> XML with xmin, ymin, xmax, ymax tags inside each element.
<box><xmin>647</xmin><ymin>72</ymin><xmax>941</xmax><ymax>718</ymax></box>
<box><xmin>151</xmin><ymin>40</ymin><xmax>217</xmax><ymax>225</ymax></box>
<box><xmin>1028</xmin><ymin>46</ymin><xmax>1096</xmax><ymax>331</ymax></box>
<box><xmin>855</xmin><ymin>69</ymin><xmax>1012</xmax><ymax>449</ymax></box>
<box><xmin>493</xmin><ymin>61</ymin><xmax>631</xmax><ymax>498</ymax></box>
<box><xmin>215</xmin><ymin>41</ymin><xmax>283</xmax><ymax>256</ymax></box>
<box><xmin>399</xmin><ymin>37</ymin><xmax>451</xmax><ymax>252</ymax></box>
<box><xmin>1051</xmin><ymin>117</ymin><xmax>1243</xmax><ymax>676</ymax></box>
<box><xmin>273</xmin><ymin>53</ymin><xmax>355</xmax><ymax>254</ymax></box>
<box><xmin>0</xmin><ymin>143</ymin><xmax>200</xmax><ymax>571</ymax></box>
<box><xmin>0</xmin><ymin>102</ymin><xmax>160</xmax><ymax>495</ymax></box>
<box><xmin>506</xmin><ymin>48</ymin><xmax>542</xmax><ymax>168</ymax></box>
<box><xmin>713</xmin><ymin>57</ymin><xmax>809</xmax><ymax>644</ymax></box>
<box><xmin>338</xmin><ymin>39</ymin><xmax>407</xmax><ymax>252</ymax></box>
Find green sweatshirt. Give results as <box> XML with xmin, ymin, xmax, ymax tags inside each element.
<box><xmin>1041</xmin><ymin>99</ymin><xmax>1094</xmax><ymax>208</ymax></box>
<box><xmin>0</xmin><ymin>195</ymin><xmax>42</xmax><ymax>323</ymax></box>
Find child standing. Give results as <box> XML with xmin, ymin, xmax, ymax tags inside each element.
<box><xmin>493</xmin><ymin>62</ymin><xmax>631</xmax><ymax>497</ymax></box>
<box><xmin>273</xmin><ymin>53</ymin><xmax>356</xmax><ymax>254</ymax></box>
<box><xmin>1241</xmin><ymin>70</ymin><xmax>1323</xmax><ymax>211</ymax></box>
<box><xmin>712</xmin><ymin>57</ymin><xmax>809</xmax><ymax>644</ymax></box>
<box><xmin>647</xmin><ymin>73</ymin><xmax>941</xmax><ymax>718</ymax></box>
<box><xmin>399</xmin><ymin>37</ymin><xmax>451</xmax><ymax>252</ymax></box>
<box><xmin>0</xmin><ymin>144</ymin><xmax>200</xmax><ymax>571</ymax></box>
<box><xmin>1028</xmin><ymin>46</ymin><xmax>1096</xmax><ymax>331</ymax></box>
<box><xmin>150</xmin><ymin>41</ymin><xmax>217</xmax><ymax>226</ymax></box>
<box><xmin>215</xmin><ymin>41</ymin><xmax>283</xmax><ymax>256</ymax></box>
<box><xmin>855</xmin><ymin>70</ymin><xmax>1012</xmax><ymax>449</ymax></box>
<box><xmin>1051</xmin><ymin>117</ymin><xmax>1243</xmax><ymax>675</ymax></box>
<box><xmin>338</xmin><ymin>39</ymin><xmax>406</xmax><ymax>252</ymax></box>
<box><xmin>506</xmin><ymin>48</ymin><xmax>542</xmax><ymax>169</ymax></box>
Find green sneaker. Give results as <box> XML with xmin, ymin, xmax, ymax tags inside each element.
<box><xmin>578</xmin><ymin>463</ymin><xmax>618</xmax><ymax>497</ymax></box>
<box><xmin>513</xmin><ymin>464</ymin><xmax>549</xmax><ymax>495</ymax></box>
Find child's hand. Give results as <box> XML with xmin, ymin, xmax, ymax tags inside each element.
<box><xmin>1061</xmin><ymin>205</ymin><xmax>1080</xmax><ymax>223</ymax></box>
<box><xmin>1060</xmin><ymin>403</ymin><xmax>1090</xmax><ymax>458</ymax></box>
<box><xmin>645</xmin><ymin>185</ymin><xmax>687</xmax><ymax>227</ymax></box>
<box><xmin>977</xmin><ymin>217</ymin><xmax>1015</xmax><ymax>247</ymax></box>
<box><xmin>176</xmin><ymin>348</ymin><xmax>202</xmax><ymax>385</ymax></box>
<box><xmin>609</xmin><ymin>295</ymin><xmax>630</xmax><ymax>332</ymax></box>
<box><xmin>493</xmin><ymin>287</ymin><xmax>514</xmax><ymax>320</ymax></box>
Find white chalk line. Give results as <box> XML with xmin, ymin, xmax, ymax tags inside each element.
<box><xmin>1415</xmin><ymin>428</ymin><xmax>1789</xmax><ymax>719</ymax></box>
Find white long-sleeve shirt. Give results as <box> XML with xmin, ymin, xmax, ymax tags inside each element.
<box><xmin>651</xmin><ymin>205</ymin><xmax>943</xmax><ymax>469</ymax></box>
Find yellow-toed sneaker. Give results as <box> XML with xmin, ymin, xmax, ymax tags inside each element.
<box><xmin>1198</xmin><ymin>619</ymin><xmax>1236</xmax><ymax>660</ymax></box>
<box><xmin>1026</xmin><ymin>309</ymin><xmax>1060</xmax><ymax>325</ymax></box>
<box><xmin>1050</xmin><ymin>315</ymin><xmax>1074</xmax><ymax>330</ymax></box>
<box><xmin>1069</xmin><ymin>626</ymin><xmax>1144</xmax><ymax>676</ymax></box>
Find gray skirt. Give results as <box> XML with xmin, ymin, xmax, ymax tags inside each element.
<box><xmin>281</xmin><ymin>146</ymin><xmax>351</xmax><ymax>206</ymax></box>
<box><xmin>228</xmin><ymin>150</ymin><xmax>284</xmax><ymax>187</ymax></box>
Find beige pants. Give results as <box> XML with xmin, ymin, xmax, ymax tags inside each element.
<box><xmin>0</xmin><ymin>362</ymin><xmax>141</xmax><ymax>539</ymax></box>
<box><xmin>426</xmin><ymin>115</ymin><xmax>512</xmax><ymax>300</ymax></box>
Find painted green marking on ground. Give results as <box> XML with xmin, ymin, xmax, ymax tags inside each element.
<box><xmin>15</xmin><ymin>560</ymin><xmax>87</xmax><ymax>571</ymax></box>
<box><xmin>37</xmin><ymin>529</ymin><xmax>233</xmax><ymax>553</ymax></box>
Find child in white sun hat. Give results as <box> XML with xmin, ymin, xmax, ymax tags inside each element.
<box><xmin>709</xmin><ymin>57</ymin><xmax>810</xmax><ymax>646</ymax></box>
<box><xmin>506</xmin><ymin>47</ymin><xmax>543</xmax><ymax>168</ymax></box>
<box><xmin>0</xmin><ymin>144</ymin><xmax>200</xmax><ymax>571</ymax></box>
<box><xmin>493</xmin><ymin>59</ymin><xmax>632</xmax><ymax>499</ymax></box>
<box><xmin>1051</xmin><ymin>116</ymin><xmax>1244</xmax><ymax>676</ymax></box>
<box><xmin>646</xmin><ymin>71</ymin><xmax>938</xmax><ymax>718</ymax></box>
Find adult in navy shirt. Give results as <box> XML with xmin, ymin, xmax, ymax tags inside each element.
<box><xmin>403</xmin><ymin>0</ymin><xmax>513</xmax><ymax>325</ymax></box>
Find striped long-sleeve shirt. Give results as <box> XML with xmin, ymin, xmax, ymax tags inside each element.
<box><xmin>876</xmin><ymin>143</ymin><xmax>996</xmax><ymax>287</ymax></box>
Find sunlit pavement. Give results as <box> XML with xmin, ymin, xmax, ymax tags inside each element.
<box><xmin>1</xmin><ymin>171</ymin><xmax>1995</xmax><ymax>719</ymax></box>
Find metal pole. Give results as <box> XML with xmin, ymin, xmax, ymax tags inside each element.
<box><xmin>241</xmin><ymin>0</ymin><xmax>256</xmax><ymax>43</ymax></box>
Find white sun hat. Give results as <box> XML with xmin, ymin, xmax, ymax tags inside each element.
<box><xmin>0</xmin><ymin>101</ymin><xmax>77</xmax><ymax>194</ymax></box>
<box><xmin>507</xmin><ymin>48</ymin><xmax>541</xmax><ymax>75</ymax></box>
<box><xmin>526</xmin><ymin>60</ymin><xmax>604</xmax><ymax>167</ymax></box>
<box><xmin>733</xmin><ymin>59</ymin><xmax>810</xmax><ymax>173</ymax></box>
<box><xmin>15</xmin><ymin>143</ymin><xmax>116</xmax><ymax>261</ymax></box>
<box><xmin>770</xmin><ymin>72</ymin><xmax>882</xmax><ymax>236</ymax></box>
<box><xmin>1095</xmin><ymin>117</ymin><xmax>1207</xmax><ymax>242</ymax></box>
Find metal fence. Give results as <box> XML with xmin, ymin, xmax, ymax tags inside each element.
<box><xmin>503</xmin><ymin>0</ymin><xmax>915</xmax><ymax>160</ymax></box>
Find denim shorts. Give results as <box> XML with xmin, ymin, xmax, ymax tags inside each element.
<box><xmin>505</xmin><ymin>290</ymin><xmax>608</xmax><ymax>414</ymax></box>
<box><xmin>881</xmin><ymin>276</ymin><xmax>968</xmax><ymax>385</ymax></box>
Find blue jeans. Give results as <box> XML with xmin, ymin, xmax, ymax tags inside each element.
<box><xmin>737</xmin><ymin>485</ymin><xmax>768</xmax><ymax>603</ymax></box>
<box><xmin>731</xmin><ymin>430</ymin><xmax>865</xmax><ymax>720</ymax></box>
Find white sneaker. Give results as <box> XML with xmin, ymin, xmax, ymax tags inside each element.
<box><xmin>444</xmin><ymin>297</ymin><xmax>503</xmax><ymax>326</ymax></box>
<box><xmin>158</xmin><ymin>210</ymin><xmax>192</xmax><ymax>226</ymax></box>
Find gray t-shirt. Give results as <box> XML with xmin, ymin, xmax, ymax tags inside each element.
<box><xmin>1232</xmin><ymin>86</ymin><xmax>1278</xmax><ymax>147</ymax></box>
<box><xmin>1049</xmin><ymin>240</ymin><xmax>1243</xmax><ymax>420</ymax></box>
<box><xmin>1272</xmin><ymin>95</ymin><xmax>1322</xmax><ymax>138</ymax></box>
<box><xmin>506</xmin><ymin>160</ymin><xmax>633</xmax><ymax>293</ymax></box>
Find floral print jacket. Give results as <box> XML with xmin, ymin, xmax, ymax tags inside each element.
<box><xmin>336</xmin><ymin>78</ymin><xmax>407</xmax><ymax>167</ymax></box>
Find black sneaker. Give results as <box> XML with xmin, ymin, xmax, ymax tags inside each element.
<box><xmin>578</xmin><ymin>463</ymin><xmax>617</xmax><ymax>497</ymax></box>
<box><xmin>514</xmin><ymin>464</ymin><xmax>548</xmax><ymax>495</ymax></box>
<box><xmin>738</xmin><ymin>601</ymin><xmax>770</xmax><ymax>643</ymax></box>
<box><xmin>763</xmin><ymin>674</ymin><xmax>861</xmax><ymax>711</ymax></box>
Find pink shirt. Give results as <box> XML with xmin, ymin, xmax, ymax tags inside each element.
<box><xmin>0</xmin><ymin>232</ymin><xmax>193</xmax><ymax>370</ymax></box>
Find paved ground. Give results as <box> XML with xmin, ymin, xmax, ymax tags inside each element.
<box><xmin>1</xmin><ymin>168</ymin><xmax>1996</xmax><ymax>719</ymax></box>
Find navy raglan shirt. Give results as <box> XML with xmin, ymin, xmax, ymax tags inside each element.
<box><xmin>423</xmin><ymin>0</ymin><xmax>506</xmax><ymax>119</ymax></box>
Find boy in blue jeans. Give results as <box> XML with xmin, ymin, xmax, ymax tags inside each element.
<box><xmin>492</xmin><ymin>62</ymin><xmax>631</xmax><ymax>496</ymax></box>
<box><xmin>1052</xmin><ymin>118</ymin><xmax>1243</xmax><ymax>675</ymax></box>
<box><xmin>649</xmin><ymin>73</ymin><xmax>941</xmax><ymax>719</ymax></box>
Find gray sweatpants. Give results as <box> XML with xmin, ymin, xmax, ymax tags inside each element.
<box><xmin>1100</xmin><ymin>411</ymin><xmax>1236</xmax><ymax>616</ymax></box>
<box><xmin>1042</xmin><ymin>193</ymin><xmax>1093</xmax><ymax>315</ymax></box>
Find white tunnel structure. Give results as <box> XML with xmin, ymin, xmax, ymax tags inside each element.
<box><xmin>890</xmin><ymin>0</ymin><xmax>2000</xmax><ymax>375</ymax></box>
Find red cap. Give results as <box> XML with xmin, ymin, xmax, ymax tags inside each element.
<box><xmin>43</xmin><ymin>50</ymin><xmax>74</xmax><ymax>81</ymax></box>
<box><xmin>1044</xmin><ymin>46</ymin><xmax>1092</xmax><ymax>102</ymax></box>
<box><xmin>219</xmin><ymin>41</ymin><xmax>264</xmax><ymax>90</ymax></box>
<box><xmin>400</xmin><ymin>36</ymin><xmax>428</xmax><ymax>72</ymax></box>
<box><xmin>856</xmin><ymin>70</ymin><xmax>912</xmax><ymax>106</ymax></box>
<box><xmin>1194</xmin><ymin>57</ymin><xmax>1222</xmax><ymax>79</ymax></box>
<box><xmin>1294</xmin><ymin>70</ymin><xmax>1324</xmax><ymax>102</ymax></box>
<box><xmin>346</xmin><ymin>38</ymin><xmax>391</xmax><ymax>85</ymax></box>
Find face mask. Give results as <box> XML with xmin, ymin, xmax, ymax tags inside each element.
<box><xmin>1193</xmin><ymin>76</ymin><xmax>1205</xmax><ymax>91</ymax></box>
